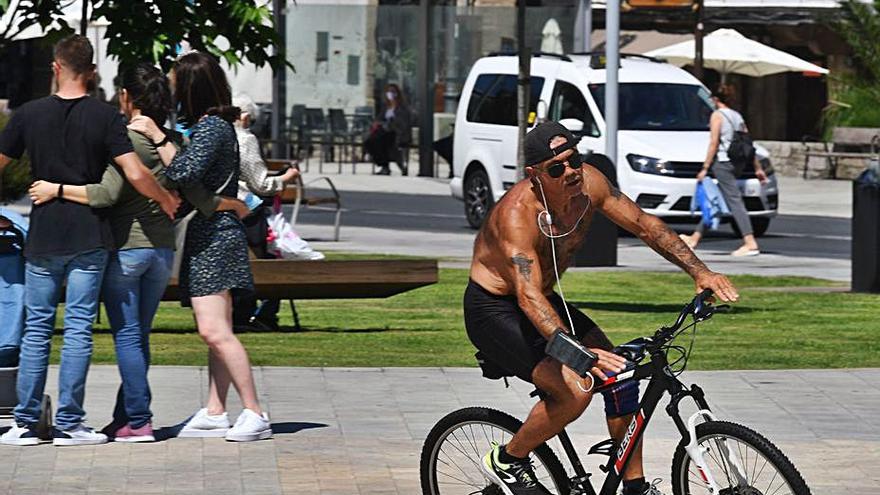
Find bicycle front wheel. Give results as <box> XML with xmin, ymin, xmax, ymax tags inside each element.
<box><xmin>671</xmin><ymin>420</ymin><xmax>811</xmax><ymax>495</ymax></box>
<box><xmin>420</xmin><ymin>406</ymin><xmax>570</xmax><ymax>495</ymax></box>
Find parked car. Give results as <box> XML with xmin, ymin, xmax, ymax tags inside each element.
<box><xmin>450</xmin><ymin>52</ymin><xmax>778</xmax><ymax>235</ymax></box>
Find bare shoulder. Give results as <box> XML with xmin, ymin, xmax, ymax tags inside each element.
<box><xmin>583</xmin><ymin>164</ymin><xmax>620</xmax><ymax>203</ymax></box>
<box><xmin>483</xmin><ymin>183</ymin><xmax>541</xmax><ymax>248</ymax></box>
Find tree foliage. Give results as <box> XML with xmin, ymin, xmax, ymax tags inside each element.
<box><xmin>836</xmin><ymin>0</ymin><xmax>880</xmax><ymax>82</ymax></box>
<box><xmin>1</xmin><ymin>0</ymin><xmax>288</xmax><ymax>71</ymax></box>
<box><xmin>824</xmin><ymin>0</ymin><xmax>880</xmax><ymax>133</ymax></box>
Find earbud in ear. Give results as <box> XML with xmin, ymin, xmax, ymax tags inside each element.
<box><xmin>543</xmin><ymin>211</ymin><xmax>553</xmax><ymax>225</ymax></box>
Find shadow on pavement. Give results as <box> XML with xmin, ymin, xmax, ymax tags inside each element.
<box><xmin>271</xmin><ymin>422</ymin><xmax>328</xmax><ymax>434</ymax></box>
<box><xmin>151</xmin><ymin>421</ymin><xmax>328</xmax><ymax>442</ymax></box>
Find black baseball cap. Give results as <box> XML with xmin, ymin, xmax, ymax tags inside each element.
<box><xmin>524</xmin><ymin>121</ymin><xmax>577</xmax><ymax>167</ymax></box>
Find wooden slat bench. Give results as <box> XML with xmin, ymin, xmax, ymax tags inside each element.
<box><xmin>162</xmin><ymin>259</ymin><xmax>439</xmax><ymax>330</ymax></box>
<box><xmin>803</xmin><ymin>127</ymin><xmax>880</xmax><ymax>179</ymax></box>
<box><xmin>265</xmin><ymin>159</ymin><xmax>342</xmax><ymax>241</ymax></box>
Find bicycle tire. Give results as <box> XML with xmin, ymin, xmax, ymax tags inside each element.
<box><xmin>420</xmin><ymin>406</ymin><xmax>570</xmax><ymax>495</ymax></box>
<box><xmin>671</xmin><ymin>420</ymin><xmax>811</xmax><ymax>495</ymax></box>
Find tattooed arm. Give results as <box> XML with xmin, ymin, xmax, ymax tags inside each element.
<box><xmin>584</xmin><ymin>166</ymin><xmax>740</xmax><ymax>302</ymax></box>
<box><xmin>497</xmin><ymin>212</ymin><xmax>569</xmax><ymax>340</ymax></box>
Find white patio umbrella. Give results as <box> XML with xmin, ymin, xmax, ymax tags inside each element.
<box><xmin>645</xmin><ymin>28</ymin><xmax>829</xmax><ymax>81</ymax></box>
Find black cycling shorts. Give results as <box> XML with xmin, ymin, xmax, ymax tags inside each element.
<box><xmin>464</xmin><ymin>279</ymin><xmax>613</xmax><ymax>383</ymax></box>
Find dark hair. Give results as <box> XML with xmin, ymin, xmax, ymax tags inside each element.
<box><xmin>173</xmin><ymin>52</ymin><xmax>239</xmax><ymax>126</ymax></box>
<box><xmin>120</xmin><ymin>63</ymin><xmax>173</xmax><ymax>126</ymax></box>
<box><xmin>53</xmin><ymin>35</ymin><xmax>94</xmax><ymax>76</ymax></box>
<box><xmin>714</xmin><ymin>83</ymin><xmax>738</xmax><ymax>106</ymax></box>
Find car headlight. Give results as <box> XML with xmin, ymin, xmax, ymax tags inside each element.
<box><xmin>627</xmin><ymin>154</ymin><xmax>674</xmax><ymax>175</ymax></box>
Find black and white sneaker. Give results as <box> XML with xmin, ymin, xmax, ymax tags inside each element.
<box><xmin>0</xmin><ymin>422</ymin><xmax>41</xmax><ymax>446</ymax></box>
<box><xmin>482</xmin><ymin>442</ymin><xmax>552</xmax><ymax>495</ymax></box>
<box><xmin>52</xmin><ymin>424</ymin><xmax>108</xmax><ymax>446</ymax></box>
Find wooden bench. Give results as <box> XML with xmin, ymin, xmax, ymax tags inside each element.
<box><xmin>162</xmin><ymin>258</ymin><xmax>439</xmax><ymax>330</ymax></box>
<box><xmin>265</xmin><ymin>159</ymin><xmax>342</xmax><ymax>241</ymax></box>
<box><xmin>803</xmin><ymin>127</ymin><xmax>880</xmax><ymax>179</ymax></box>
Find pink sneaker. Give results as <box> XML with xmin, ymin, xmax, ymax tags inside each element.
<box><xmin>113</xmin><ymin>422</ymin><xmax>155</xmax><ymax>443</ymax></box>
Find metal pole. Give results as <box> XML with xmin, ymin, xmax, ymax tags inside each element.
<box><xmin>271</xmin><ymin>0</ymin><xmax>288</xmax><ymax>159</ymax></box>
<box><xmin>516</xmin><ymin>0</ymin><xmax>530</xmax><ymax>180</ymax></box>
<box><xmin>443</xmin><ymin>6</ymin><xmax>459</xmax><ymax>114</ymax></box>
<box><xmin>605</xmin><ymin>0</ymin><xmax>619</xmax><ymax>165</ymax></box>
<box><xmin>574</xmin><ymin>0</ymin><xmax>592</xmax><ymax>52</ymax></box>
<box><xmin>417</xmin><ymin>0</ymin><xmax>434</xmax><ymax>177</ymax></box>
<box><xmin>694</xmin><ymin>0</ymin><xmax>704</xmax><ymax>82</ymax></box>
<box><xmin>80</xmin><ymin>0</ymin><xmax>88</xmax><ymax>36</ymax></box>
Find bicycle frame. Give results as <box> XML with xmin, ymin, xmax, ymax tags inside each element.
<box><xmin>554</xmin><ymin>346</ymin><xmax>714</xmax><ymax>495</ymax></box>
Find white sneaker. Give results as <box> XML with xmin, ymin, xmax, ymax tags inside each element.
<box><xmin>177</xmin><ymin>408</ymin><xmax>231</xmax><ymax>438</ymax></box>
<box><xmin>0</xmin><ymin>423</ymin><xmax>41</xmax><ymax>446</ymax></box>
<box><xmin>225</xmin><ymin>409</ymin><xmax>273</xmax><ymax>442</ymax></box>
<box><xmin>53</xmin><ymin>424</ymin><xmax>108</xmax><ymax>446</ymax></box>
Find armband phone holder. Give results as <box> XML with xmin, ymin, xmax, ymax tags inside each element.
<box><xmin>545</xmin><ymin>330</ymin><xmax>597</xmax><ymax>378</ymax></box>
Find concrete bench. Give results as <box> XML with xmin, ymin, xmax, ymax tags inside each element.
<box><xmin>803</xmin><ymin>127</ymin><xmax>880</xmax><ymax>179</ymax></box>
<box><xmin>162</xmin><ymin>258</ymin><xmax>439</xmax><ymax>330</ymax></box>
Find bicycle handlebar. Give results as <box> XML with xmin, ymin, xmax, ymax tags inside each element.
<box><xmin>656</xmin><ymin>289</ymin><xmax>716</xmax><ymax>341</ymax></box>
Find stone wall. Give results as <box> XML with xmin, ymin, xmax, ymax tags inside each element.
<box><xmin>756</xmin><ymin>140</ymin><xmax>873</xmax><ymax>180</ymax></box>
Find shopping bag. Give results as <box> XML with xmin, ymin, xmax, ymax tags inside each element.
<box><xmin>266</xmin><ymin>198</ymin><xmax>325</xmax><ymax>260</ymax></box>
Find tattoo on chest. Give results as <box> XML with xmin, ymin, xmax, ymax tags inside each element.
<box><xmin>511</xmin><ymin>253</ymin><xmax>534</xmax><ymax>280</ymax></box>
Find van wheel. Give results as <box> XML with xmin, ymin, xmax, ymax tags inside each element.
<box><xmin>464</xmin><ymin>169</ymin><xmax>494</xmax><ymax>229</ymax></box>
<box><xmin>732</xmin><ymin>217</ymin><xmax>770</xmax><ymax>238</ymax></box>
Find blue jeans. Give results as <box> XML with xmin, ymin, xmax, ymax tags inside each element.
<box><xmin>103</xmin><ymin>248</ymin><xmax>172</xmax><ymax>428</ymax></box>
<box><xmin>16</xmin><ymin>249</ymin><xmax>108</xmax><ymax>429</ymax></box>
<box><xmin>0</xmin><ymin>253</ymin><xmax>25</xmax><ymax>367</ymax></box>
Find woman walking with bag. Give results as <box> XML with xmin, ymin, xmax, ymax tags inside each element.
<box><xmin>679</xmin><ymin>84</ymin><xmax>768</xmax><ymax>256</ymax></box>
<box><xmin>130</xmin><ymin>52</ymin><xmax>272</xmax><ymax>441</ymax></box>
<box><xmin>27</xmin><ymin>63</ymin><xmax>248</xmax><ymax>442</ymax></box>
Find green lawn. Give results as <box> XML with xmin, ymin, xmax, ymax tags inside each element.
<box><xmin>45</xmin><ymin>269</ymin><xmax>878</xmax><ymax>370</ymax></box>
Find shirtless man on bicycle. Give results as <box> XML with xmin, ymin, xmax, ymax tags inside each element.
<box><xmin>465</xmin><ymin>121</ymin><xmax>739</xmax><ymax>495</ymax></box>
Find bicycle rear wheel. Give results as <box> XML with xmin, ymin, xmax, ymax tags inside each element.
<box><xmin>671</xmin><ymin>420</ymin><xmax>811</xmax><ymax>495</ymax></box>
<box><xmin>420</xmin><ymin>406</ymin><xmax>570</xmax><ymax>495</ymax></box>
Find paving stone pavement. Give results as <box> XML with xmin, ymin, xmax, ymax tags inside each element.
<box><xmin>0</xmin><ymin>366</ymin><xmax>877</xmax><ymax>495</ymax></box>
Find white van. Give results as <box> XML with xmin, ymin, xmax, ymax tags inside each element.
<box><xmin>450</xmin><ymin>53</ymin><xmax>779</xmax><ymax>234</ymax></box>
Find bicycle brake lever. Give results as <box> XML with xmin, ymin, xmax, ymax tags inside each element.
<box><xmin>714</xmin><ymin>304</ymin><xmax>731</xmax><ymax>313</ymax></box>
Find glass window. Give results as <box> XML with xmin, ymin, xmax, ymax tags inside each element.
<box><xmin>316</xmin><ymin>32</ymin><xmax>329</xmax><ymax>62</ymax></box>
<box><xmin>467</xmin><ymin>74</ymin><xmax>545</xmax><ymax>126</ymax></box>
<box><xmin>549</xmin><ymin>81</ymin><xmax>599</xmax><ymax>137</ymax></box>
<box><xmin>589</xmin><ymin>83</ymin><xmax>714</xmax><ymax>131</ymax></box>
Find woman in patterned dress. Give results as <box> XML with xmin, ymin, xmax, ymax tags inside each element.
<box><xmin>132</xmin><ymin>52</ymin><xmax>272</xmax><ymax>441</ymax></box>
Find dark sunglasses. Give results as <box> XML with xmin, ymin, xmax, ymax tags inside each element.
<box><xmin>544</xmin><ymin>147</ymin><xmax>583</xmax><ymax>178</ymax></box>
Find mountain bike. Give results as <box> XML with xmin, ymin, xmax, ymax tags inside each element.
<box><xmin>420</xmin><ymin>290</ymin><xmax>811</xmax><ymax>495</ymax></box>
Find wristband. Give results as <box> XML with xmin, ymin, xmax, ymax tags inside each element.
<box><xmin>154</xmin><ymin>135</ymin><xmax>170</xmax><ymax>147</ymax></box>
<box><xmin>58</xmin><ymin>184</ymin><xmax>64</xmax><ymax>201</ymax></box>
<box><xmin>545</xmin><ymin>329</ymin><xmax>597</xmax><ymax>378</ymax></box>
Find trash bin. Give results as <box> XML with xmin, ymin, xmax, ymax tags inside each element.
<box><xmin>852</xmin><ymin>160</ymin><xmax>880</xmax><ymax>293</ymax></box>
<box><xmin>574</xmin><ymin>154</ymin><xmax>617</xmax><ymax>267</ymax></box>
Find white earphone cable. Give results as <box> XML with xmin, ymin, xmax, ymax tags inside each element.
<box><xmin>536</xmin><ymin>180</ymin><xmax>593</xmax><ymax>393</ymax></box>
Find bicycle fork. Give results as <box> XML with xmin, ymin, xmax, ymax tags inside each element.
<box><xmin>672</xmin><ymin>385</ymin><xmax>750</xmax><ymax>494</ymax></box>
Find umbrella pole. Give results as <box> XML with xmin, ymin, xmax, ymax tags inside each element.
<box><xmin>694</xmin><ymin>0</ymin><xmax>704</xmax><ymax>82</ymax></box>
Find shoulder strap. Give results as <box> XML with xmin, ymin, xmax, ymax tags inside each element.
<box><xmin>718</xmin><ymin>109</ymin><xmax>745</xmax><ymax>132</ymax></box>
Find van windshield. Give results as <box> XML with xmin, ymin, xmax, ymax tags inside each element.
<box><xmin>589</xmin><ymin>83</ymin><xmax>715</xmax><ymax>131</ymax></box>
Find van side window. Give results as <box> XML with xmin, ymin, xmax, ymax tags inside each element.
<box><xmin>549</xmin><ymin>81</ymin><xmax>600</xmax><ymax>137</ymax></box>
<box><xmin>467</xmin><ymin>74</ymin><xmax>545</xmax><ymax>126</ymax></box>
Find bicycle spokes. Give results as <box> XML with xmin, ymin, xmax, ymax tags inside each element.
<box><xmin>685</xmin><ymin>434</ymin><xmax>796</xmax><ymax>494</ymax></box>
<box><xmin>432</xmin><ymin>422</ymin><xmax>562</xmax><ymax>494</ymax></box>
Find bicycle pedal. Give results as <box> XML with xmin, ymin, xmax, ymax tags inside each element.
<box><xmin>587</xmin><ymin>438</ymin><xmax>617</xmax><ymax>457</ymax></box>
